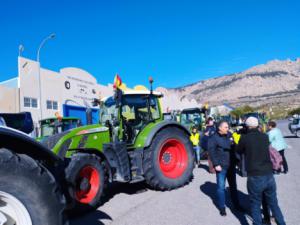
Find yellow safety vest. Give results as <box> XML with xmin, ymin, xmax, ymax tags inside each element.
<box><xmin>232</xmin><ymin>132</ymin><xmax>241</xmax><ymax>145</ymax></box>
<box><xmin>190</xmin><ymin>133</ymin><xmax>200</xmax><ymax>146</ymax></box>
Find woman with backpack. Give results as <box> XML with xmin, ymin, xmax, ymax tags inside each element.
<box><xmin>267</xmin><ymin>121</ymin><xmax>288</xmax><ymax>174</ymax></box>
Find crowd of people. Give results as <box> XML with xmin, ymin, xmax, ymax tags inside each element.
<box><xmin>190</xmin><ymin>116</ymin><xmax>288</xmax><ymax>225</ymax></box>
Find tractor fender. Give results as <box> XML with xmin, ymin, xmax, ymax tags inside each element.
<box><xmin>75</xmin><ymin>143</ymin><xmax>131</xmax><ymax>183</ymax></box>
<box><xmin>0</xmin><ymin>126</ymin><xmax>62</xmax><ymax>163</ymax></box>
<box><xmin>144</xmin><ymin>121</ymin><xmax>191</xmax><ymax>148</ymax></box>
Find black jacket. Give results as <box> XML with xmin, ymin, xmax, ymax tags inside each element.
<box><xmin>208</xmin><ymin>132</ymin><xmax>234</xmax><ymax>169</ymax></box>
<box><xmin>236</xmin><ymin>128</ymin><xmax>273</xmax><ymax>177</ymax></box>
<box><xmin>201</xmin><ymin>125</ymin><xmax>216</xmax><ymax>151</ymax></box>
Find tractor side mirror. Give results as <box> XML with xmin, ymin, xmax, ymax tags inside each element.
<box><xmin>92</xmin><ymin>98</ymin><xmax>100</xmax><ymax>107</ymax></box>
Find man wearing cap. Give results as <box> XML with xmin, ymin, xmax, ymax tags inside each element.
<box><xmin>236</xmin><ymin>117</ymin><xmax>286</xmax><ymax>225</ymax></box>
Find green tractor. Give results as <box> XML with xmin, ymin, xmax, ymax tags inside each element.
<box><xmin>43</xmin><ymin>83</ymin><xmax>194</xmax><ymax>212</ymax></box>
<box><xmin>37</xmin><ymin>116</ymin><xmax>81</xmax><ymax>141</ymax></box>
<box><xmin>180</xmin><ymin>107</ymin><xmax>207</xmax><ymax>131</ymax></box>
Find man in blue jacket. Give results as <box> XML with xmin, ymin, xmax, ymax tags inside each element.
<box><xmin>208</xmin><ymin>121</ymin><xmax>242</xmax><ymax>216</ymax></box>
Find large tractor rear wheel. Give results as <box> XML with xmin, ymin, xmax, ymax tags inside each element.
<box><xmin>0</xmin><ymin>148</ymin><xmax>67</xmax><ymax>225</ymax></box>
<box><xmin>65</xmin><ymin>153</ymin><xmax>106</xmax><ymax>215</ymax></box>
<box><xmin>143</xmin><ymin>127</ymin><xmax>194</xmax><ymax>190</ymax></box>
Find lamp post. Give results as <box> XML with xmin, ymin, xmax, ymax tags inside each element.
<box><xmin>18</xmin><ymin>44</ymin><xmax>24</xmax><ymax>112</ymax></box>
<box><xmin>37</xmin><ymin>33</ymin><xmax>55</xmax><ymax>120</ymax></box>
<box><xmin>18</xmin><ymin>44</ymin><xmax>24</xmax><ymax>57</ymax></box>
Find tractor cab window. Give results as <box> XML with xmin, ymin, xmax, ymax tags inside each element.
<box><xmin>121</xmin><ymin>95</ymin><xmax>160</xmax><ymax>143</ymax></box>
<box><xmin>61</xmin><ymin>119</ymin><xmax>79</xmax><ymax>130</ymax></box>
<box><xmin>41</xmin><ymin>124</ymin><xmax>55</xmax><ymax>137</ymax></box>
<box><xmin>121</xmin><ymin>95</ymin><xmax>160</xmax><ymax>122</ymax></box>
<box><xmin>40</xmin><ymin>119</ymin><xmax>79</xmax><ymax>137</ymax></box>
<box><xmin>181</xmin><ymin>113</ymin><xmax>201</xmax><ymax>126</ymax></box>
<box><xmin>99</xmin><ymin>97</ymin><xmax>117</xmax><ymax>125</ymax></box>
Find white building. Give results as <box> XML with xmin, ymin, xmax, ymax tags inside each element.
<box><xmin>0</xmin><ymin>57</ymin><xmax>111</xmax><ymax>128</ymax></box>
<box><xmin>0</xmin><ymin>57</ymin><xmax>202</xmax><ymax>131</ymax></box>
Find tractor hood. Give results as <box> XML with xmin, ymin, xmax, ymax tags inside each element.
<box><xmin>42</xmin><ymin>124</ymin><xmax>111</xmax><ymax>157</ymax></box>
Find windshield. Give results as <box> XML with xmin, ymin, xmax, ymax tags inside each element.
<box><xmin>121</xmin><ymin>95</ymin><xmax>160</xmax><ymax>121</ymax></box>
<box><xmin>180</xmin><ymin>113</ymin><xmax>202</xmax><ymax>126</ymax></box>
<box><xmin>100</xmin><ymin>95</ymin><xmax>160</xmax><ymax>124</ymax></box>
<box><xmin>41</xmin><ymin>119</ymin><xmax>79</xmax><ymax>137</ymax></box>
<box><xmin>41</xmin><ymin>124</ymin><xmax>55</xmax><ymax>137</ymax></box>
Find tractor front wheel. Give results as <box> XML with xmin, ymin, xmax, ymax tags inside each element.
<box><xmin>65</xmin><ymin>153</ymin><xmax>106</xmax><ymax>215</ymax></box>
<box><xmin>143</xmin><ymin>127</ymin><xmax>194</xmax><ymax>190</ymax></box>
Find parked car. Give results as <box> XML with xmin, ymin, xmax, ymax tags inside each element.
<box><xmin>289</xmin><ymin>115</ymin><xmax>300</xmax><ymax>137</ymax></box>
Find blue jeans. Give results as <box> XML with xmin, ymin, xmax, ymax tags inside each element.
<box><xmin>247</xmin><ymin>175</ymin><xmax>286</xmax><ymax>225</ymax></box>
<box><xmin>193</xmin><ymin>146</ymin><xmax>201</xmax><ymax>162</ymax></box>
<box><xmin>216</xmin><ymin>167</ymin><xmax>240</xmax><ymax>209</ymax></box>
<box><xmin>216</xmin><ymin>169</ymin><xmax>227</xmax><ymax>209</ymax></box>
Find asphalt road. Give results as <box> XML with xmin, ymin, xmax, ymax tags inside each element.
<box><xmin>71</xmin><ymin>120</ymin><xmax>300</xmax><ymax>225</ymax></box>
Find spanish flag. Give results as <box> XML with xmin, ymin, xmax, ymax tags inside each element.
<box><xmin>113</xmin><ymin>74</ymin><xmax>122</xmax><ymax>89</ymax></box>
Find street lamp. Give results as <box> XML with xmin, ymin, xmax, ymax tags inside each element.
<box><xmin>37</xmin><ymin>33</ymin><xmax>55</xmax><ymax>120</ymax></box>
<box><xmin>18</xmin><ymin>44</ymin><xmax>24</xmax><ymax>57</ymax></box>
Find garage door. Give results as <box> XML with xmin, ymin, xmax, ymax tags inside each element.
<box><xmin>63</xmin><ymin>104</ymin><xmax>99</xmax><ymax>125</ymax></box>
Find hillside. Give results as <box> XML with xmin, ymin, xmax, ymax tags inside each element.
<box><xmin>159</xmin><ymin>58</ymin><xmax>300</xmax><ymax>111</ymax></box>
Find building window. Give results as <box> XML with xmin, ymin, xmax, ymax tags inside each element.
<box><xmin>53</xmin><ymin>101</ymin><xmax>58</xmax><ymax>110</ymax></box>
<box><xmin>46</xmin><ymin>100</ymin><xmax>52</xmax><ymax>109</ymax></box>
<box><xmin>24</xmin><ymin>97</ymin><xmax>31</xmax><ymax>107</ymax></box>
<box><xmin>24</xmin><ymin>97</ymin><xmax>38</xmax><ymax>108</ymax></box>
<box><xmin>46</xmin><ymin>100</ymin><xmax>58</xmax><ymax>110</ymax></box>
<box><xmin>31</xmin><ymin>98</ymin><xmax>38</xmax><ymax>108</ymax></box>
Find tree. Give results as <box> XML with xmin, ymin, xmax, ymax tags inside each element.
<box><xmin>289</xmin><ymin>107</ymin><xmax>300</xmax><ymax>116</ymax></box>
<box><xmin>242</xmin><ymin>105</ymin><xmax>254</xmax><ymax>114</ymax></box>
<box><xmin>230</xmin><ymin>105</ymin><xmax>254</xmax><ymax>118</ymax></box>
<box><xmin>230</xmin><ymin>108</ymin><xmax>243</xmax><ymax>118</ymax></box>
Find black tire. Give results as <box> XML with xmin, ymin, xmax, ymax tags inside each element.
<box><xmin>65</xmin><ymin>153</ymin><xmax>106</xmax><ymax>215</ymax></box>
<box><xmin>143</xmin><ymin>127</ymin><xmax>194</xmax><ymax>190</ymax></box>
<box><xmin>0</xmin><ymin>148</ymin><xmax>67</xmax><ymax>225</ymax></box>
<box><xmin>296</xmin><ymin>130</ymin><xmax>300</xmax><ymax>138</ymax></box>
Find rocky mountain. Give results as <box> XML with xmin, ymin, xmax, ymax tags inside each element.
<box><xmin>158</xmin><ymin>58</ymin><xmax>300</xmax><ymax>110</ymax></box>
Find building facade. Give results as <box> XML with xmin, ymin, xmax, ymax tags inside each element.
<box><xmin>0</xmin><ymin>57</ymin><xmax>108</xmax><ymax>130</ymax></box>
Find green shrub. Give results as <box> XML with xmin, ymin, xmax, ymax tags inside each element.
<box><xmin>289</xmin><ymin>107</ymin><xmax>300</xmax><ymax>116</ymax></box>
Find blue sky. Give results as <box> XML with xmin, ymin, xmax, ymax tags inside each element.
<box><xmin>0</xmin><ymin>0</ymin><xmax>299</xmax><ymax>88</ymax></box>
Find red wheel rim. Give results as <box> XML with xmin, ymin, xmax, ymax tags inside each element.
<box><xmin>158</xmin><ymin>139</ymin><xmax>188</xmax><ymax>179</ymax></box>
<box><xmin>75</xmin><ymin>166</ymin><xmax>100</xmax><ymax>204</ymax></box>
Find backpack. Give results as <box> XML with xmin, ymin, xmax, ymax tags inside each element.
<box><xmin>269</xmin><ymin>146</ymin><xmax>283</xmax><ymax>170</ymax></box>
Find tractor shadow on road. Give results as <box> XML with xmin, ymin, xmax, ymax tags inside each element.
<box><xmin>200</xmin><ymin>181</ymin><xmax>251</xmax><ymax>225</ymax></box>
<box><xmin>70</xmin><ymin>210</ymin><xmax>112</xmax><ymax>225</ymax></box>
<box><xmin>70</xmin><ymin>182</ymin><xmax>148</xmax><ymax>225</ymax></box>
<box><xmin>102</xmin><ymin>181</ymin><xmax>149</xmax><ymax>203</ymax></box>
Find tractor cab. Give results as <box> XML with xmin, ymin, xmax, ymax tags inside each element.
<box><xmin>99</xmin><ymin>90</ymin><xmax>163</xmax><ymax>144</ymax></box>
<box><xmin>180</xmin><ymin>108</ymin><xmax>205</xmax><ymax>131</ymax></box>
<box><xmin>39</xmin><ymin>117</ymin><xmax>81</xmax><ymax>140</ymax></box>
